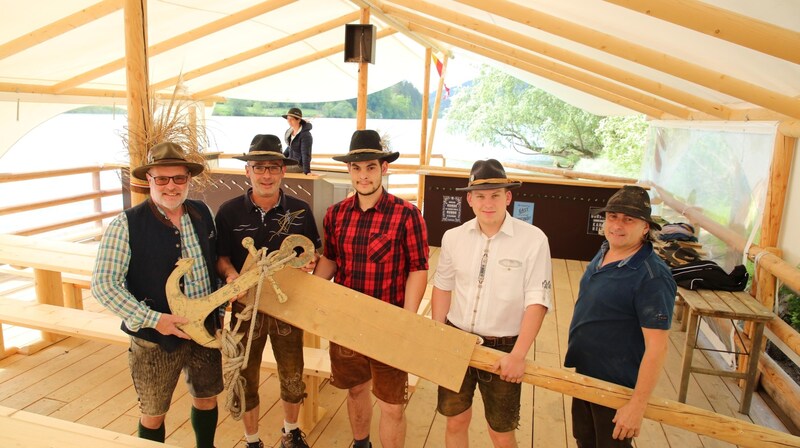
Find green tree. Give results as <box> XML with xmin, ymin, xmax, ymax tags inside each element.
<box><xmin>322</xmin><ymin>101</ymin><xmax>356</xmax><ymax>118</ymax></box>
<box><xmin>446</xmin><ymin>66</ymin><xmax>602</xmax><ymax>165</ymax></box>
<box><xmin>580</xmin><ymin>114</ymin><xmax>649</xmax><ymax>176</ymax></box>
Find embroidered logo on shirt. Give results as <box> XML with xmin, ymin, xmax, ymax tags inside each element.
<box><xmin>269</xmin><ymin>209</ymin><xmax>306</xmax><ymax>241</ymax></box>
<box><xmin>499</xmin><ymin>259</ymin><xmax>522</xmax><ymax>268</ymax></box>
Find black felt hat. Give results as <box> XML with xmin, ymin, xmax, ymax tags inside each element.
<box><xmin>598</xmin><ymin>185</ymin><xmax>662</xmax><ymax>230</ymax></box>
<box><xmin>456</xmin><ymin>159</ymin><xmax>522</xmax><ymax>191</ymax></box>
<box><xmin>332</xmin><ymin>130</ymin><xmax>400</xmax><ymax>163</ymax></box>
<box><xmin>233</xmin><ymin>134</ymin><xmax>298</xmax><ymax>165</ymax></box>
<box><xmin>132</xmin><ymin>142</ymin><xmax>204</xmax><ymax>181</ymax></box>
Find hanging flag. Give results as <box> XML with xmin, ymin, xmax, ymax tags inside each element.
<box><xmin>432</xmin><ymin>54</ymin><xmax>450</xmax><ymax>99</ymax></box>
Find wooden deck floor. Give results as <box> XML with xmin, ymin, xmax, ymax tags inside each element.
<box><xmin>0</xmin><ymin>251</ymin><xmax>791</xmax><ymax>447</ymax></box>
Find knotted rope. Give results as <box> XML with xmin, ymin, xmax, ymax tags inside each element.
<box><xmin>220</xmin><ymin>247</ymin><xmax>298</xmax><ymax>420</ymax></box>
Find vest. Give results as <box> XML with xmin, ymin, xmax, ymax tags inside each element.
<box><xmin>123</xmin><ymin>198</ymin><xmax>218</xmax><ymax>352</ymax></box>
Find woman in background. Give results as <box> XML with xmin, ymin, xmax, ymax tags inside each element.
<box><xmin>282</xmin><ymin>107</ymin><xmax>313</xmax><ymax>174</ymax></box>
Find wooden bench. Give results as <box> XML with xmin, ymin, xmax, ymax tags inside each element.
<box><xmin>676</xmin><ymin>287</ymin><xmax>773</xmax><ymax>414</ymax></box>
<box><xmin>0</xmin><ymin>405</ymin><xmax>179</xmax><ymax>447</ymax></box>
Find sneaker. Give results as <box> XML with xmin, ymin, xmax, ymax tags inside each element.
<box><xmin>245</xmin><ymin>441</ymin><xmax>264</xmax><ymax>448</ymax></box>
<box><xmin>280</xmin><ymin>427</ymin><xmax>309</xmax><ymax>448</ymax></box>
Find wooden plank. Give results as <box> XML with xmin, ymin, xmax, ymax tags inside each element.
<box><xmin>2</xmin><ymin>341</ymin><xmax>117</xmax><ymax>410</ymax></box>
<box><xmin>0</xmin><ymin>298</ymin><xmax>128</xmax><ymax>345</ymax></box>
<box><xmin>715</xmin><ymin>290</ymin><xmax>757</xmax><ymax>318</ymax></box>
<box><xmin>0</xmin><ymin>234</ymin><xmax>97</xmax><ymax>275</ymax></box>
<box><xmin>0</xmin><ymin>298</ymin><xmax>336</xmax><ymax>379</ymax></box>
<box><xmin>468</xmin><ymin>345</ymin><xmax>800</xmax><ymax>448</ymax></box>
<box><xmin>0</xmin><ymin>405</ymin><xmax>178</xmax><ymax>447</ymax></box>
<box><xmin>260</xmin><ymin>268</ymin><xmax>478</xmax><ymax>392</ymax></box>
<box><xmin>731</xmin><ymin>291</ymin><xmax>773</xmax><ymax>320</ymax></box>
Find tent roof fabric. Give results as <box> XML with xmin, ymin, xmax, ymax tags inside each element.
<box><xmin>0</xmin><ymin>0</ymin><xmax>798</xmax><ymax>119</ymax></box>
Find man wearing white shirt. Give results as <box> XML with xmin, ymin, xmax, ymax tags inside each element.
<box><xmin>431</xmin><ymin>159</ymin><xmax>552</xmax><ymax>448</ymax></box>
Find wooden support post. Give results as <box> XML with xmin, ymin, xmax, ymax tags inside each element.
<box><xmin>21</xmin><ymin>269</ymin><xmax>68</xmax><ymax>353</ymax></box>
<box><xmin>678</xmin><ymin>309</ymin><xmax>700</xmax><ymax>402</ymax></box>
<box><xmin>426</xmin><ymin>54</ymin><xmax>447</xmax><ymax>162</ymax></box>
<box><xmin>355</xmin><ymin>8</ymin><xmax>370</xmax><ymax>130</ymax></box>
<box><xmin>91</xmin><ymin>171</ymin><xmax>103</xmax><ymax>230</ymax></box>
<box><xmin>417</xmin><ymin>47</ymin><xmax>432</xmax><ymax>208</ymax></box>
<box><xmin>299</xmin><ymin>332</ymin><xmax>326</xmax><ymax>430</ymax></box>
<box><xmin>125</xmin><ymin>0</ymin><xmax>151</xmax><ymax>207</ymax></box>
<box><xmin>739</xmin><ymin>129</ymin><xmax>795</xmax><ymax>390</ymax></box>
<box><xmin>62</xmin><ymin>283</ymin><xmax>84</xmax><ymax>310</ymax></box>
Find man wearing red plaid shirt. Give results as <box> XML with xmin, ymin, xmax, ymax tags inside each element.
<box><xmin>314</xmin><ymin>130</ymin><xmax>429</xmax><ymax>448</ymax></box>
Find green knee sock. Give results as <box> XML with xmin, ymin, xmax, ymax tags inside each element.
<box><xmin>138</xmin><ymin>421</ymin><xmax>165</xmax><ymax>442</ymax></box>
<box><xmin>191</xmin><ymin>406</ymin><xmax>218</xmax><ymax>448</ymax></box>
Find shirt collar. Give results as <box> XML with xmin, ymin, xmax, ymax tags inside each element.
<box><xmin>598</xmin><ymin>240</ymin><xmax>653</xmax><ymax>268</ymax></box>
<box><xmin>468</xmin><ymin>211</ymin><xmax>514</xmax><ymax>238</ymax></box>
<box><xmin>244</xmin><ymin>188</ymin><xmax>285</xmax><ymax>213</ymax></box>
<box><xmin>347</xmin><ymin>188</ymin><xmax>389</xmax><ymax>213</ymax></box>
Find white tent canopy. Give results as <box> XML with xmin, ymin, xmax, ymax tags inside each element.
<box><xmin>1</xmin><ymin>0</ymin><xmax>798</xmax><ymax>122</ymax></box>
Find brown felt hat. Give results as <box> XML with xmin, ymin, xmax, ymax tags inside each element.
<box><xmin>233</xmin><ymin>134</ymin><xmax>298</xmax><ymax>164</ymax></box>
<box><xmin>332</xmin><ymin>130</ymin><xmax>400</xmax><ymax>163</ymax></box>
<box><xmin>131</xmin><ymin>142</ymin><xmax>204</xmax><ymax>181</ymax></box>
<box><xmin>281</xmin><ymin>107</ymin><xmax>306</xmax><ymax>124</ymax></box>
<box><xmin>598</xmin><ymin>185</ymin><xmax>662</xmax><ymax>230</ymax></box>
<box><xmin>456</xmin><ymin>159</ymin><xmax>521</xmax><ymax>191</ymax></box>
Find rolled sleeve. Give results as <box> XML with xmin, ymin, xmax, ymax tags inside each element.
<box><xmin>523</xmin><ymin>236</ymin><xmax>553</xmax><ymax>311</ymax></box>
<box><xmin>404</xmin><ymin>206</ymin><xmax>429</xmax><ymax>272</ymax></box>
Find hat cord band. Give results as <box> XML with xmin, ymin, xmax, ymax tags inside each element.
<box><xmin>247</xmin><ymin>151</ymin><xmax>282</xmax><ymax>156</ymax></box>
<box><xmin>348</xmin><ymin>148</ymin><xmax>386</xmax><ymax>155</ymax></box>
<box><xmin>470</xmin><ymin>178</ymin><xmax>516</xmax><ymax>186</ymax></box>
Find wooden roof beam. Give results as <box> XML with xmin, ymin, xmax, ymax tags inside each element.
<box><xmin>604</xmin><ymin>0</ymin><xmax>800</xmax><ymax>65</ymax></box>
<box><xmin>52</xmin><ymin>0</ymin><xmax>297</xmax><ymax>93</ymax></box>
<box><xmin>408</xmin><ymin>25</ymin><xmax>666</xmax><ymax>118</ymax></box>
<box><xmin>0</xmin><ymin>0</ymin><xmax>124</xmax><ymax>61</ymax></box>
<box><xmin>387</xmin><ymin>0</ymin><xmax>728</xmax><ymax>119</ymax></box>
<box><xmin>194</xmin><ymin>28</ymin><xmax>397</xmax><ymax>99</ymax></box>
<box><xmin>0</xmin><ymin>82</ymin><xmax>223</xmax><ymax>103</ymax></box>
<box><xmin>151</xmin><ymin>11</ymin><xmax>359</xmax><ymax>92</ymax></box>
<box><xmin>455</xmin><ymin>0</ymin><xmax>800</xmax><ymax>120</ymax></box>
<box><xmin>348</xmin><ymin>0</ymin><xmax>451</xmax><ymax>57</ymax></box>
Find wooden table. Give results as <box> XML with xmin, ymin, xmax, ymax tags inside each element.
<box><xmin>677</xmin><ymin>287</ymin><xmax>773</xmax><ymax>414</ymax></box>
<box><xmin>0</xmin><ymin>234</ymin><xmax>97</xmax><ymax>353</ymax></box>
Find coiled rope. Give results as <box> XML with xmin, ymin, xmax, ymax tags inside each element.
<box><xmin>219</xmin><ymin>248</ymin><xmax>297</xmax><ymax>420</ymax></box>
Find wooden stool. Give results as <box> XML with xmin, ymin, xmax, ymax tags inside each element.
<box><xmin>677</xmin><ymin>287</ymin><xmax>773</xmax><ymax>414</ymax></box>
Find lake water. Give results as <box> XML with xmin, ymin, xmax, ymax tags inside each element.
<box><xmin>0</xmin><ymin>114</ymin><xmax>552</xmax><ymax>234</ymax></box>
<box><xmin>0</xmin><ymin>114</ymin><xmax>552</xmax><ymax>170</ymax></box>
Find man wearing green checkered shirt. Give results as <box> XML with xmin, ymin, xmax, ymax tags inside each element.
<box><xmin>92</xmin><ymin>142</ymin><xmax>222</xmax><ymax>448</ymax></box>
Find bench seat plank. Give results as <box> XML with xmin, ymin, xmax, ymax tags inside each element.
<box><xmin>0</xmin><ymin>405</ymin><xmax>177</xmax><ymax>447</ymax></box>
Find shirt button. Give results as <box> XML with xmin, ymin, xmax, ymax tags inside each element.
<box><xmin>175</xmin><ymin>244</ymin><xmax>180</xmax><ymax>248</ymax></box>
<box><xmin>174</xmin><ymin>230</ymin><xmax>179</xmax><ymax>235</ymax></box>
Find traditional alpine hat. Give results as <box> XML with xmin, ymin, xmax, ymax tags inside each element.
<box><xmin>598</xmin><ymin>185</ymin><xmax>662</xmax><ymax>230</ymax></box>
<box><xmin>332</xmin><ymin>129</ymin><xmax>400</xmax><ymax>163</ymax></box>
<box><xmin>281</xmin><ymin>107</ymin><xmax>306</xmax><ymax>124</ymax></box>
<box><xmin>233</xmin><ymin>134</ymin><xmax>298</xmax><ymax>164</ymax></box>
<box><xmin>131</xmin><ymin>142</ymin><xmax>204</xmax><ymax>181</ymax></box>
<box><xmin>456</xmin><ymin>159</ymin><xmax>522</xmax><ymax>191</ymax></box>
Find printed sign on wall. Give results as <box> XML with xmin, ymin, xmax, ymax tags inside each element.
<box><xmin>442</xmin><ymin>195</ymin><xmax>462</xmax><ymax>223</ymax></box>
<box><xmin>513</xmin><ymin>201</ymin><xmax>535</xmax><ymax>225</ymax></box>
<box><xmin>588</xmin><ymin>206</ymin><xmax>605</xmax><ymax>235</ymax></box>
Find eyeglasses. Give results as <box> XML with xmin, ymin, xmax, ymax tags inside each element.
<box><xmin>147</xmin><ymin>174</ymin><xmax>190</xmax><ymax>186</ymax></box>
<box><xmin>249</xmin><ymin>164</ymin><xmax>283</xmax><ymax>175</ymax></box>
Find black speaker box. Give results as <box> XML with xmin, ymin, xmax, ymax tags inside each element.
<box><xmin>344</xmin><ymin>24</ymin><xmax>376</xmax><ymax>64</ymax></box>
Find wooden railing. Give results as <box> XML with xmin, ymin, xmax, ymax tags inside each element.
<box><xmin>0</xmin><ymin>165</ymin><xmax>123</xmax><ymax>239</ymax></box>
